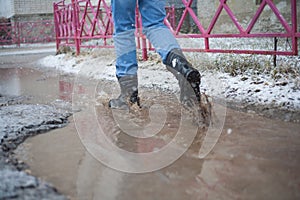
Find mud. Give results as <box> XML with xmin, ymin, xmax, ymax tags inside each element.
<box><xmin>0</xmin><ymin>67</ymin><xmax>73</xmax><ymax>150</ymax></box>
<box><xmin>0</xmin><ymin>94</ymin><xmax>70</xmax><ymax>200</ymax></box>
<box><xmin>1</xmin><ymin>49</ymin><xmax>300</xmax><ymax>200</ymax></box>
<box><xmin>15</xmin><ymin>104</ymin><xmax>300</xmax><ymax>200</ymax></box>
<box><xmin>0</xmin><ymin>52</ymin><xmax>70</xmax><ymax>200</ymax></box>
<box><xmin>11</xmin><ymin>74</ymin><xmax>300</xmax><ymax>200</ymax></box>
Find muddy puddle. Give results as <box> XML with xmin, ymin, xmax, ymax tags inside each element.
<box><xmin>1</xmin><ymin>65</ymin><xmax>300</xmax><ymax>199</ymax></box>
<box><xmin>0</xmin><ymin>66</ymin><xmax>77</xmax><ymax>105</ymax></box>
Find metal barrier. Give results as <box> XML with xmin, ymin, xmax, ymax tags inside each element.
<box><xmin>0</xmin><ymin>20</ymin><xmax>55</xmax><ymax>46</ymax></box>
<box><xmin>165</xmin><ymin>0</ymin><xmax>299</xmax><ymax>56</ymax></box>
<box><xmin>53</xmin><ymin>0</ymin><xmax>299</xmax><ymax>59</ymax></box>
<box><xmin>0</xmin><ymin>22</ymin><xmax>13</xmax><ymax>45</ymax></box>
<box><xmin>53</xmin><ymin>0</ymin><xmax>113</xmax><ymax>54</ymax></box>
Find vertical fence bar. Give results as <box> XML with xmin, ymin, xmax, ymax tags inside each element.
<box><xmin>16</xmin><ymin>21</ymin><xmax>20</xmax><ymax>47</ymax></box>
<box><xmin>135</xmin><ymin>5</ymin><xmax>141</xmax><ymax>49</ymax></box>
<box><xmin>72</xmin><ymin>0</ymin><xmax>80</xmax><ymax>55</ymax></box>
<box><xmin>171</xmin><ymin>5</ymin><xmax>175</xmax><ymax>29</ymax></box>
<box><xmin>291</xmin><ymin>0</ymin><xmax>298</xmax><ymax>55</ymax></box>
<box><xmin>135</xmin><ymin>4</ymin><xmax>148</xmax><ymax>60</ymax></box>
<box><xmin>53</xmin><ymin>2</ymin><xmax>60</xmax><ymax>53</ymax></box>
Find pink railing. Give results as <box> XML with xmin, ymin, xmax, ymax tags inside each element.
<box><xmin>0</xmin><ymin>20</ymin><xmax>55</xmax><ymax>46</ymax></box>
<box><xmin>165</xmin><ymin>0</ymin><xmax>299</xmax><ymax>56</ymax></box>
<box><xmin>53</xmin><ymin>0</ymin><xmax>299</xmax><ymax>59</ymax></box>
<box><xmin>53</xmin><ymin>0</ymin><xmax>113</xmax><ymax>53</ymax></box>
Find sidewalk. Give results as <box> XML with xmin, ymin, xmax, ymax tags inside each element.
<box><xmin>0</xmin><ymin>43</ymin><xmax>56</xmax><ymax>56</ymax></box>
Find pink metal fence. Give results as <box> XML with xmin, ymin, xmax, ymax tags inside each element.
<box><xmin>53</xmin><ymin>0</ymin><xmax>299</xmax><ymax>59</ymax></box>
<box><xmin>166</xmin><ymin>0</ymin><xmax>299</xmax><ymax>56</ymax></box>
<box><xmin>0</xmin><ymin>22</ymin><xmax>13</xmax><ymax>45</ymax></box>
<box><xmin>53</xmin><ymin>0</ymin><xmax>113</xmax><ymax>54</ymax></box>
<box><xmin>0</xmin><ymin>20</ymin><xmax>55</xmax><ymax>46</ymax></box>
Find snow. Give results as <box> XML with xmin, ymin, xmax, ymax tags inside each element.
<box><xmin>37</xmin><ymin>46</ymin><xmax>300</xmax><ymax>118</ymax></box>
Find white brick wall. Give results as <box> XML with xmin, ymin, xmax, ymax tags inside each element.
<box><xmin>14</xmin><ymin>0</ymin><xmax>56</xmax><ymax>15</ymax></box>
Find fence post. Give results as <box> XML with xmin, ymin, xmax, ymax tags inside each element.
<box><xmin>53</xmin><ymin>2</ymin><xmax>60</xmax><ymax>53</ymax></box>
<box><xmin>291</xmin><ymin>0</ymin><xmax>298</xmax><ymax>55</ymax></box>
<box><xmin>72</xmin><ymin>0</ymin><xmax>80</xmax><ymax>55</ymax></box>
<box><xmin>16</xmin><ymin>21</ymin><xmax>21</xmax><ymax>47</ymax></box>
<box><xmin>135</xmin><ymin>4</ymin><xmax>148</xmax><ymax>61</ymax></box>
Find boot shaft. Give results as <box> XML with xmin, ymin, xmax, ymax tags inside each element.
<box><xmin>109</xmin><ymin>75</ymin><xmax>140</xmax><ymax>109</ymax></box>
<box><xmin>118</xmin><ymin>75</ymin><xmax>138</xmax><ymax>97</ymax></box>
<box><xmin>166</xmin><ymin>49</ymin><xmax>199</xmax><ymax>82</ymax></box>
<box><xmin>166</xmin><ymin>49</ymin><xmax>201</xmax><ymax>104</ymax></box>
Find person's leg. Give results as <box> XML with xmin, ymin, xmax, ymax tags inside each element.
<box><xmin>111</xmin><ymin>0</ymin><xmax>137</xmax><ymax>77</ymax></box>
<box><xmin>138</xmin><ymin>0</ymin><xmax>179</xmax><ymax>62</ymax></box>
<box><xmin>110</xmin><ymin>0</ymin><xmax>140</xmax><ymax>109</ymax></box>
<box><xmin>139</xmin><ymin>0</ymin><xmax>201</xmax><ymax>105</ymax></box>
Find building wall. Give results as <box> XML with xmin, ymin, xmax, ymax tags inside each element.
<box><xmin>13</xmin><ymin>0</ymin><xmax>56</xmax><ymax>15</ymax></box>
<box><xmin>1</xmin><ymin>0</ymin><xmax>298</xmax><ymax>31</ymax></box>
<box><xmin>0</xmin><ymin>0</ymin><xmax>100</xmax><ymax>18</ymax></box>
<box><xmin>0</xmin><ymin>0</ymin><xmax>14</xmax><ymax>18</ymax></box>
<box><xmin>0</xmin><ymin>0</ymin><xmax>57</xmax><ymax>18</ymax></box>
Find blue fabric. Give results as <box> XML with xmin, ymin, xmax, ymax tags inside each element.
<box><xmin>111</xmin><ymin>0</ymin><xmax>180</xmax><ymax>77</ymax></box>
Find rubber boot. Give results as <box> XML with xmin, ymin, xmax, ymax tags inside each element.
<box><xmin>109</xmin><ymin>75</ymin><xmax>140</xmax><ymax>109</ymax></box>
<box><xmin>165</xmin><ymin>48</ymin><xmax>201</xmax><ymax>105</ymax></box>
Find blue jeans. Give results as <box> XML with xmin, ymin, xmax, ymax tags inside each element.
<box><xmin>111</xmin><ymin>0</ymin><xmax>180</xmax><ymax>77</ymax></box>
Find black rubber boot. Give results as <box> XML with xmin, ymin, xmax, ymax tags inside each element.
<box><xmin>109</xmin><ymin>75</ymin><xmax>140</xmax><ymax>109</ymax></box>
<box><xmin>165</xmin><ymin>48</ymin><xmax>201</xmax><ymax>105</ymax></box>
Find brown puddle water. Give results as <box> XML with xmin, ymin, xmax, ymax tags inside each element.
<box><xmin>2</xmin><ymin>66</ymin><xmax>300</xmax><ymax>200</ymax></box>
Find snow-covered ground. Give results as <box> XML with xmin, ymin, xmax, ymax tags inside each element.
<box><xmin>36</xmin><ymin>41</ymin><xmax>300</xmax><ymax>122</ymax></box>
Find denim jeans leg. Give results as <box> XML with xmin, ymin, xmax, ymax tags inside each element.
<box><xmin>139</xmin><ymin>0</ymin><xmax>180</xmax><ymax>64</ymax></box>
<box><xmin>111</xmin><ymin>0</ymin><xmax>138</xmax><ymax>77</ymax></box>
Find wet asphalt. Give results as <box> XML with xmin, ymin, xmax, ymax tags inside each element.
<box><xmin>0</xmin><ymin>97</ymin><xmax>70</xmax><ymax>200</ymax></box>
<box><xmin>0</xmin><ymin>49</ymin><xmax>70</xmax><ymax>200</ymax></box>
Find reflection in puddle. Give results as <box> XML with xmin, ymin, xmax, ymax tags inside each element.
<box><xmin>16</xmin><ymin>107</ymin><xmax>300</xmax><ymax>200</ymax></box>
<box><xmin>8</xmin><ymin>68</ymin><xmax>300</xmax><ymax>200</ymax></box>
<box><xmin>0</xmin><ymin>67</ymin><xmax>82</xmax><ymax>104</ymax></box>
<box><xmin>0</xmin><ymin>68</ymin><xmax>23</xmax><ymax>96</ymax></box>
<box><xmin>71</xmin><ymin>77</ymin><xmax>217</xmax><ymax>173</ymax></box>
